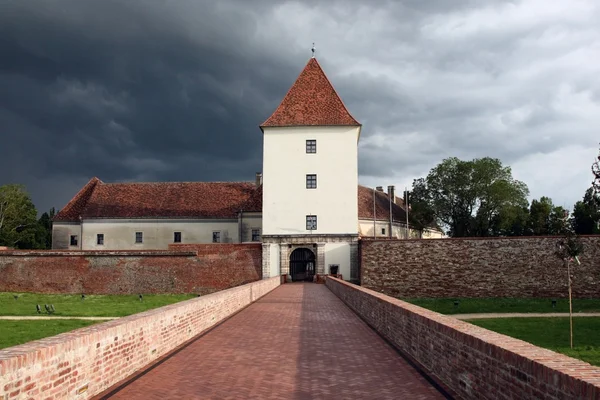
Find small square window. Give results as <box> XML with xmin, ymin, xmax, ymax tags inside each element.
<box><xmin>135</xmin><ymin>232</ymin><xmax>143</xmax><ymax>243</ymax></box>
<box><xmin>306</xmin><ymin>215</ymin><xmax>317</xmax><ymax>231</ymax></box>
<box><xmin>212</xmin><ymin>231</ymin><xmax>221</xmax><ymax>243</ymax></box>
<box><xmin>97</xmin><ymin>234</ymin><xmax>104</xmax><ymax>245</ymax></box>
<box><xmin>70</xmin><ymin>235</ymin><xmax>78</xmax><ymax>246</ymax></box>
<box><xmin>306</xmin><ymin>139</ymin><xmax>316</xmax><ymax>153</ymax></box>
<box><xmin>174</xmin><ymin>232</ymin><xmax>182</xmax><ymax>243</ymax></box>
<box><xmin>381</xmin><ymin>228</ymin><xmax>386</xmax><ymax>235</ymax></box>
<box><xmin>251</xmin><ymin>229</ymin><xmax>261</xmax><ymax>242</ymax></box>
<box><xmin>306</xmin><ymin>174</ymin><xmax>317</xmax><ymax>189</ymax></box>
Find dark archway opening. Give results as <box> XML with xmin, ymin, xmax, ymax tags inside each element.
<box><xmin>290</xmin><ymin>248</ymin><xmax>316</xmax><ymax>282</ymax></box>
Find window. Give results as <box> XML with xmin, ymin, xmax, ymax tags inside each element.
<box><xmin>306</xmin><ymin>139</ymin><xmax>316</xmax><ymax>153</ymax></box>
<box><xmin>381</xmin><ymin>228</ymin><xmax>386</xmax><ymax>235</ymax></box>
<box><xmin>70</xmin><ymin>235</ymin><xmax>78</xmax><ymax>246</ymax></box>
<box><xmin>306</xmin><ymin>215</ymin><xmax>317</xmax><ymax>231</ymax></box>
<box><xmin>212</xmin><ymin>231</ymin><xmax>221</xmax><ymax>243</ymax></box>
<box><xmin>135</xmin><ymin>232</ymin><xmax>143</xmax><ymax>243</ymax></box>
<box><xmin>174</xmin><ymin>232</ymin><xmax>182</xmax><ymax>243</ymax></box>
<box><xmin>97</xmin><ymin>234</ymin><xmax>104</xmax><ymax>245</ymax></box>
<box><xmin>306</xmin><ymin>174</ymin><xmax>317</xmax><ymax>189</ymax></box>
<box><xmin>251</xmin><ymin>229</ymin><xmax>261</xmax><ymax>242</ymax></box>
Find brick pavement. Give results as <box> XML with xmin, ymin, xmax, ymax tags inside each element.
<box><xmin>98</xmin><ymin>283</ymin><xmax>447</xmax><ymax>400</ymax></box>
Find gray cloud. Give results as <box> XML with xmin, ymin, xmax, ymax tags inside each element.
<box><xmin>1</xmin><ymin>0</ymin><xmax>599</xmax><ymax>214</ymax></box>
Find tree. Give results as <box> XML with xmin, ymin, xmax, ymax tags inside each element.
<box><xmin>0</xmin><ymin>184</ymin><xmax>39</xmax><ymax>249</ymax></box>
<box><xmin>528</xmin><ymin>197</ymin><xmax>553</xmax><ymax>235</ymax></box>
<box><xmin>36</xmin><ymin>207</ymin><xmax>56</xmax><ymax>249</ymax></box>
<box><xmin>571</xmin><ymin>187</ymin><xmax>600</xmax><ymax>234</ymax></box>
<box><xmin>407</xmin><ymin>178</ymin><xmax>436</xmax><ymax>231</ymax></box>
<box><xmin>592</xmin><ymin>143</ymin><xmax>600</xmax><ymax>201</ymax></box>
<box><xmin>411</xmin><ymin>157</ymin><xmax>529</xmax><ymax>237</ymax></box>
<box><xmin>554</xmin><ymin>221</ymin><xmax>584</xmax><ymax>349</ymax></box>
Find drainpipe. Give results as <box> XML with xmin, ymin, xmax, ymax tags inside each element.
<box><xmin>79</xmin><ymin>215</ymin><xmax>83</xmax><ymax>250</ymax></box>
<box><xmin>238</xmin><ymin>209</ymin><xmax>243</xmax><ymax>243</ymax></box>
<box><xmin>372</xmin><ymin>188</ymin><xmax>376</xmax><ymax>238</ymax></box>
<box><xmin>387</xmin><ymin>186</ymin><xmax>395</xmax><ymax>238</ymax></box>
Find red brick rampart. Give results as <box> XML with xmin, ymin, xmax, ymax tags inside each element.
<box><xmin>326</xmin><ymin>277</ymin><xmax>600</xmax><ymax>399</ymax></box>
<box><xmin>360</xmin><ymin>236</ymin><xmax>600</xmax><ymax>298</ymax></box>
<box><xmin>0</xmin><ymin>244</ymin><xmax>262</xmax><ymax>294</ymax></box>
<box><xmin>0</xmin><ymin>276</ymin><xmax>280</xmax><ymax>400</ymax></box>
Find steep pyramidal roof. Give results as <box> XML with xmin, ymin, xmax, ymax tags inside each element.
<box><xmin>261</xmin><ymin>57</ymin><xmax>360</xmax><ymax>128</ymax></box>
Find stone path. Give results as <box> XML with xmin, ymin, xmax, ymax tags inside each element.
<box><xmin>452</xmin><ymin>312</ymin><xmax>600</xmax><ymax>320</ymax></box>
<box><xmin>0</xmin><ymin>316</ymin><xmax>117</xmax><ymax>320</ymax></box>
<box><xmin>96</xmin><ymin>283</ymin><xmax>448</xmax><ymax>400</ymax></box>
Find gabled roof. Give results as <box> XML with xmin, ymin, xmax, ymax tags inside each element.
<box><xmin>53</xmin><ymin>180</ymin><xmax>261</xmax><ymax>221</ymax></box>
<box><xmin>53</xmin><ymin>177</ymin><xmax>101</xmax><ymax>221</ymax></box>
<box><xmin>261</xmin><ymin>57</ymin><xmax>360</xmax><ymax>128</ymax></box>
<box><xmin>357</xmin><ymin>185</ymin><xmax>407</xmax><ymax>222</ymax></box>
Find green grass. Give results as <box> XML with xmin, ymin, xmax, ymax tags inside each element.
<box><xmin>0</xmin><ymin>292</ymin><xmax>197</xmax><ymax>317</ymax></box>
<box><xmin>469</xmin><ymin>317</ymin><xmax>600</xmax><ymax>367</ymax></box>
<box><xmin>402</xmin><ymin>298</ymin><xmax>600</xmax><ymax>315</ymax></box>
<box><xmin>0</xmin><ymin>320</ymin><xmax>99</xmax><ymax>350</ymax></box>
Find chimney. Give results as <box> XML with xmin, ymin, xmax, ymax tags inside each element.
<box><xmin>255</xmin><ymin>172</ymin><xmax>262</xmax><ymax>187</ymax></box>
<box><xmin>376</xmin><ymin>186</ymin><xmax>384</xmax><ymax>192</ymax></box>
<box><xmin>387</xmin><ymin>185</ymin><xmax>395</xmax><ymax>202</ymax></box>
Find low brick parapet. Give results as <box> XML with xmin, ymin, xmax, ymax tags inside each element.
<box><xmin>0</xmin><ymin>277</ymin><xmax>281</xmax><ymax>400</ymax></box>
<box><xmin>326</xmin><ymin>277</ymin><xmax>600</xmax><ymax>400</ymax></box>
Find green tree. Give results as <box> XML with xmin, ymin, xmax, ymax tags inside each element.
<box><xmin>0</xmin><ymin>184</ymin><xmax>38</xmax><ymax>249</ymax></box>
<box><xmin>571</xmin><ymin>187</ymin><xmax>600</xmax><ymax>234</ymax></box>
<box><xmin>547</xmin><ymin>206</ymin><xmax>570</xmax><ymax>235</ymax></box>
<box><xmin>493</xmin><ymin>204</ymin><xmax>530</xmax><ymax>236</ymax></box>
<box><xmin>36</xmin><ymin>207</ymin><xmax>56</xmax><ymax>249</ymax></box>
<box><xmin>528</xmin><ymin>197</ymin><xmax>554</xmax><ymax>235</ymax></box>
<box><xmin>411</xmin><ymin>157</ymin><xmax>529</xmax><ymax>237</ymax></box>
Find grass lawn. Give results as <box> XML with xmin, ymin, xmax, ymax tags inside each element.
<box><xmin>403</xmin><ymin>297</ymin><xmax>600</xmax><ymax>315</ymax></box>
<box><xmin>469</xmin><ymin>317</ymin><xmax>600</xmax><ymax>367</ymax></box>
<box><xmin>0</xmin><ymin>292</ymin><xmax>197</xmax><ymax>317</ymax></box>
<box><xmin>0</xmin><ymin>320</ymin><xmax>100</xmax><ymax>350</ymax></box>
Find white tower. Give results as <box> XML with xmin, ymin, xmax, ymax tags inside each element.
<box><xmin>260</xmin><ymin>56</ymin><xmax>361</xmax><ymax>282</ymax></box>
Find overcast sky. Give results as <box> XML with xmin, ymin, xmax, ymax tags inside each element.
<box><xmin>1</xmin><ymin>0</ymin><xmax>599</xmax><ymax>214</ymax></box>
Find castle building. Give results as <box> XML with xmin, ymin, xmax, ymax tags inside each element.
<box><xmin>52</xmin><ymin>56</ymin><xmax>443</xmax><ymax>281</ymax></box>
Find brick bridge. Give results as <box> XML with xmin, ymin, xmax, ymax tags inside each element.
<box><xmin>1</xmin><ymin>277</ymin><xmax>599</xmax><ymax>400</ymax></box>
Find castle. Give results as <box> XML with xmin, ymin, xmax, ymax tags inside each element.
<box><xmin>52</xmin><ymin>56</ymin><xmax>442</xmax><ymax>282</ymax></box>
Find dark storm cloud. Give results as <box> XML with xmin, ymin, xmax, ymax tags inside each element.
<box><xmin>1</xmin><ymin>0</ymin><xmax>599</xmax><ymax>213</ymax></box>
<box><xmin>0</xmin><ymin>0</ymin><xmax>304</xmax><ymax>212</ymax></box>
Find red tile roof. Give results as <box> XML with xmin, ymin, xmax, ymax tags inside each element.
<box><xmin>357</xmin><ymin>185</ymin><xmax>408</xmax><ymax>222</ymax></box>
<box><xmin>54</xmin><ymin>179</ymin><xmax>262</xmax><ymax>221</ymax></box>
<box><xmin>53</xmin><ymin>177</ymin><xmax>101</xmax><ymax>221</ymax></box>
<box><xmin>261</xmin><ymin>57</ymin><xmax>360</xmax><ymax>128</ymax></box>
<box><xmin>55</xmin><ymin>179</ymin><xmax>439</xmax><ymax>231</ymax></box>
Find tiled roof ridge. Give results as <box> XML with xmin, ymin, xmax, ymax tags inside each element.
<box><xmin>53</xmin><ymin>177</ymin><xmax>102</xmax><ymax>221</ymax></box>
<box><xmin>260</xmin><ymin>57</ymin><xmax>360</xmax><ymax>128</ymax></box>
<box><xmin>101</xmin><ymin>180</ymin><xmax>254</xmax><ymax>185</ymax></box>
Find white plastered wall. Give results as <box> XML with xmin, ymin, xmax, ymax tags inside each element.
<box><xmin>269</xmin><ymin>243</ymin><xmax>280</xmax><ymax>277</ymax></box>
<box><xmin>79</xmin><ymin>219</ymin><xmax>246</xmax><ymax>250</ymax></box>
<box><xmin>324</xmin><ymin>242</ymin><xmax>351</xmax><ymax>279</ymax></box>
<box><xmin>262</xmin><ymin>126</ymin><xmax>360</xmax><ymax>235</ymax></box>
<box><xmin>52</xmin><ymin>222</ymin><xmax>82</xmax><ymax>249</ymax></box>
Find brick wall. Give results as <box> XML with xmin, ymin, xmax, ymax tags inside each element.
<box><xmin>0</xmin><ymin>244</ymin><xmax>262</xmax><ymax>294</ymax></box>
<box><xmin>361</xmin><ymin>236</ymin><xmax>600</xmax><ymax>298</ymax></box>
<box><xmin>0</xmin><ymin>276</ymin><xmax>280</xmax><ymax>400</ymax></box>
<box><xmin>326</xmin><ymin>277</ymin><xmax>600</xmax><ymax>400</ymax></box>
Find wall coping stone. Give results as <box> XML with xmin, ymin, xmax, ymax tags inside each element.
<box><xmin>326</xmin><ymin>277</ymin><xmax>600</xmax><ymax>399</ymax></box>
<box><xmin>0</xmin><ymin>250</ymin><xmax>197</xmax><ymax>257</ymax></box>
<box><xmin>0</xmin><ymin>277</ymin><xmax>280</xmax><ymax>399</ymax></box>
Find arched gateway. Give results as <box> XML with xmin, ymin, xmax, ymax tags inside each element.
<box><xmin>289</xmin><ymin>248</ymin><xmax>316</xmax><ymax>282</ymax></box>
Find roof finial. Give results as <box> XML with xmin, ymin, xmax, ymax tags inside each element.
<box><xmin>311</xmin><ymin>42</ymin><xmax>315</xmax><ymax>58</ymax></box>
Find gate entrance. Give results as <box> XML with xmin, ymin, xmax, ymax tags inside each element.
<box><xmin>290</xmin><ymin>248</ymin><xmax>316</xmax><ymax>282</ymax></box>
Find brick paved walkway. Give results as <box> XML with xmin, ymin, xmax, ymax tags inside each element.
<box><xmin>100</xmin><ymin>283</ymin><xmax>447</xmax><ymax>400</ymax></box>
